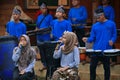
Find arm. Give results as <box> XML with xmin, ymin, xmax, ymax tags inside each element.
<box><xmin>23</xmin><ymin>24</ymin><xmax>27</xmax><ymax>34</ymax></box>
<box><xmin>53</xmin><ymin>47</ymin><xmax>62</xmax><ymax>59</ymax></box>
<box><xmin>12</xmin><ymin>47</ymin><xmax>21</xmax><ymax>62</ymax></box>
<box><xmin>111</xmin><ymin>22</ymin><xmax>117</xmax><ymax>43</ymax></box>
<box><xmin>68</xmin><ymin>9</ymin><xmax>72</xmax><ymax>23</ymax></box>
<box><xmin>76</xmin><ymin>6</ymin><xmax>88</xmax><ymax>22</ymax></box>
<box><xmin>66</xmin><ymin>21</ymin><xmax>72</xmax><ymax>32</ymax></box>
<box><xmin>6</xmin><ymin>22</ymin><xmax>10</xmax><ymax>35</ymax></box>
<box><xmin>87</xmin><ymin>26</ymin><xmax>96</xmax><ymax>43</ymax></box>
<box><xmin>24</xmin><ymin>59</ymin><xmax>36</xmax><ymax>72</ymax></box>
<box><xmin>109</xmin><ymin>7</ymin><xmax>115</xmax><ymax>21</ymax></box>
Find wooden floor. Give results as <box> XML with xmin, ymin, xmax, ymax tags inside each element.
<box><xmin>34</xmin><ymin>60</ymin><xmax>120</xmax><ymax>80</ymax></box>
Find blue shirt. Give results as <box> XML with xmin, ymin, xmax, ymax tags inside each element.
<box><xmin>53</xmin><ymin>46</ymin><xmax>80</xmax><ymax>68</ymax></box>
<box><xmin>68</xmin><ymin>6</ymin><xmax>88</xmax><ymax>28</ymax></box>
<box><xmin>98</xmin><ymin>5</ymin><xmax>115</xmax><ymax>21</ymax></box>
<box><xmin>87</xmin><ymin>20</ymin><xmax>117</xmax><ymax>51</ymax></box>
<box><xmin>51</xmin><ymin>19</ymin><xmax>72</xmax><ymax>41</ymax></box>
<box><xmin>6</xmin><ymin>21</ymin><xmax>26</xmax><ymax>39</ymax></box>
<box><xmin>36</xmin><ymin>14</ymin><xmax>53</xmax><ymax>41</ymax></box>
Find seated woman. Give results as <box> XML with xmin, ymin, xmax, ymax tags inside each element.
<box><xmin>52</xmin><ymin>31</ymin><xmax>80</xmax><ymax>80</ymax></box>
<box><xmin>12</xmin><ymin>34</ymin><xmax>36</xmax><ymax>80</ymax></box>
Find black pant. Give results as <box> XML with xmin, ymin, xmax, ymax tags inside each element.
<box><xmin>13</xmin><ymin>67</ymin><xmax>34</xmax><ymax>80</ymax></box>
<box><xmin>74</xmin><ymin>28</ymin><xmax>85</xmax><ymax>47</ymax></box>
<box><xmin>37</xmin><ymin>41</ymin><xmax>47</xmax><ymax>67</ymax></box>
<box><xmin>90</xmin><ymin>56</ymin><xmax>110</xmax><ymax>80</ymax></box>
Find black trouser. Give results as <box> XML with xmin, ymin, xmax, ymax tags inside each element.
<box><xmin>13</xmin><ymin>67</ymin><xmax>34</xmax><ymax>80</ymax></box>
<box><xmin>74</xmin><ymin>28</ymin><xmax>85</xmax><ymax>47</ymax></box>
<box><xmin>90</xmin><ymin>56</ymin><xmax>110</xmax><ymax>80</ymax></box>
<box><xmin>37</xmin><ymin>41</ymin><xmax>47</xmax><ymax>67</ymax></box>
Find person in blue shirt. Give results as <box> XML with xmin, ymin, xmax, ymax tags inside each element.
<box><xmin>82</xmin><ymin>8</ymin><xmax>117</xmax><ymax>80</ymax></box>
<box><xmin>36</xmin><ymin>2</ymin><xmax>53</xmax><ymax>42</ymax></box>
<box><xmin>98</xmin><ymin>0</ymin><xmax>116</xmax><ymax>66</ymax></box>
<box><xmin>68</xmin><ymin>0</ymin><xmax>88</xmax><ymax>47</ymax></box>
<box><xmin>51</xmin><ymin>6</ymin><xmax>72</xmax><ymax>41</ymax></box>
<box><xmin>52</xmin><ymin>31</ymin><xmax>80</xmax><ymax>80</ymax></box>
<box><xmin>12</xmin><ymin>34</ymin><xmax>36</xmax><ymax>80</ymax></box>
<box><xmin>98</xmin><ymin>0</ymin><xmax>115</xmax><ymax>21</ymax></box>
<box><xmin>36</xmin><ymin>2</ymin><xmax>53</xmax><ymax>71</ymax></box>
<box><xmin>6</xmin><ymin>8</ymin><xmax>26</xmax><ymax>39</ymax></box>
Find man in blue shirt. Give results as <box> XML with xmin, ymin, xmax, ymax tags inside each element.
<box><xmin>6</xmin><ymin>8</ymin><xmax>26</xmax><ymax>39</ymax></box>
<box><xmin>68</xmin><ymin>0</ymin><xmax>88</xmax><ymax>47</ymax></box>
<box><xmin>36</xmin><ymin>2</ymin><xmax>53</xmax><ymax>71</ymax></box>
<box><xmin>36</xmin><ymin>2</ymin><xmax>53</xmax><ymax>42</ymax></box>
<box><xmin>98</xmin><ymin>0</ymin><xmax>116</xmax><ymax>66</ymax></box>
<box><xmin>83</xmin><ymin>8</ymin><xmax>117</xmax><ymax>80</ymax></box>
<box><xmin>51</xmin><ymin>6</ymin><xmax>72</xmax><ymax>41</ymax></box>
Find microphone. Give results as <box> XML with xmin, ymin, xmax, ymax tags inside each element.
<box><xmin>19</xmin><ymin>44</ymin><xmax>23</xmax><ymax>49</ymax></box>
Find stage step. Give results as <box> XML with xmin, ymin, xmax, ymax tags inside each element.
<box><xmin>78</xmin><ymin>63</ymin><xmax>120</xmax><ymax>80</ymax></box>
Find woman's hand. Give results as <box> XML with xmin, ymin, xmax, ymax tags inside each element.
<box><xmin>57</xmin><ymin>66</ymin><xmax>69</xmax><ymax>72</ymax></box>
<box><xmin>82</xmin><ymin>37</ymin><xmax>88</xmax><ymax>42</ymax></box>
<box><xmin>19</xmin><ymin>70</ymin><xmax>25</xmax><ymax>75</ymax></box>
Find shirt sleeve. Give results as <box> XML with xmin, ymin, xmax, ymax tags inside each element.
<box><xmin>76</xmin><ymin>6</ymin><xmax>88</xmax><ymax>22</ymax></box>
<box><xmin>109</xmin><ymin>7</ymin><xmax>115</xmax><ymax>21</ymax></box>
<box><xmin>23</xmin><ymin>24</ymin><xmax>27</xmax><ymax>34</ymax></box>
<box><xmin>6</xmin><ymin>22</ymin><xmax>9</xmax><ymax>33</ymax></box>
<box><xmin>66</xmin><ymin>21</ymin><xmax>72</xmax><ymax>32</ymax></box>
<box><xmin>24</xmin><ymin>59</ymin><xmax>36</xmax><ymax>72</ymax></box>
<box><xmin>111</xmin><ymin>22</ymin><xmax>117</xmax><ymax>43</ymax></box>
<box><xmin>12</xmin><ymin>47</ymin><xmax>21</xmax><ymax>63</ymax></box>
<box><xmin>53</xmin><ymin>47</ymin><xmax>62</xmax><ymax>59</ymax></box>
<box><xmin>87</xmin><ymin>25</ymin><xmax>96</xmax><ymax>43</ymax></box>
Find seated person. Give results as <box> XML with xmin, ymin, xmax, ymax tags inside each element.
<box><xmin>12</xmin><ymin>34</ymin><xmax>36</xmax><ymax>80</ymax></box>
<box><xmin>52</xmin><ymin>31</ymin><xmax>80</xmax><ymax>80</ymax></box>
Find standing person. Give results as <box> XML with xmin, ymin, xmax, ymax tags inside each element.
<box><xmin>82</xmin><ymin>8</ymin><xmax>117</xmax><ymax>80</ymax></box>
<box><xmin>52</xmin><ymin>31</ymin><xmax>80</xmax><ymax>80</ymax></box>
<box><xmin>98</xmin><ymin>0</ymin><xmax>115</xmax><ymax>21</ymax></box>
<box><xmin>36</xmin><ymin>2</ymin><xmax>53</xmax><ymax>43</ymax></box>
<box><xmin>6</xmin><ymin>8</ymin><xmax>26</xmax><ymax>39</ymax></box>
<box><xmin>51</xmin><ymin>6</ymin><xmax>72</xmax><ymax>41</ymax></box>
<box><xmin>68</xmin><ymin>0</ymin><xmax>88</xmax><ymax>47</ymax></box>
<box><xmin>36</xmin><ymin>2</ymin><xmax>53</xmax><ymax>71</ymax></box>
<box><xmin>12</xmin><ymin>34</ymin><xmax>36</xmax><ymax>80</ymax></box>
<box><xmin>98</xmin><ymin>0</ymin><xmax>116</xmax><ymax>66</ymax></box>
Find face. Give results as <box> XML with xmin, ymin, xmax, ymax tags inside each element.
<box><xmin>96</xmin><ymin>14</ymin><xmax>105</xmax><ymax>22</ymax></box>
<box><xmin>13</xmin><ymin>13</ymin><xmax>20</xmax><ymax>21</ymax></box>
<box><xmin>55</xmin><ymin>12</ymin><xmax>63</xmax><ymax>18</ymax></box>
<box><xmin>72</xmin><ymin>0</ymin><xmax>80</xmax><ymax>7</ymax></box>
<box><xmin>41</xmin><ymin>7</ymin><xmax>47</xmax><ymax>14</ymax></box>
<box><xmin>19</xmin><ymin>36</ymin><xmax>27</xmax><ymax>47</ymax></box>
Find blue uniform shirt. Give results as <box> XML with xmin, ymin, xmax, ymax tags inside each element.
<box><xmin>68</xmin><ymin>6</ymin><xmax>88</xmax><ymax>28</ymax></box>
<box><xmin>36</xmin><ymin>14</ymin><xmax>53</xmax><ymax>41</ymax></box>
<box><xmin>87</xmin><ymin>20</ymin><xmax>117</xmax><ymax>51</ymax></box>
<box><xmin>6</xmin><ymin>21</ymin><xmax>26</xmax><ymax>38</ymax></box>
<box><xmin>51</xmin><ymin>19</ymin><xmax>72</xmax><ymax>41</ymax></box>
<box><xmin>98</xmin><ymin>5</ymin><xmax>115</xmax><ymax>21</ymax></box>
